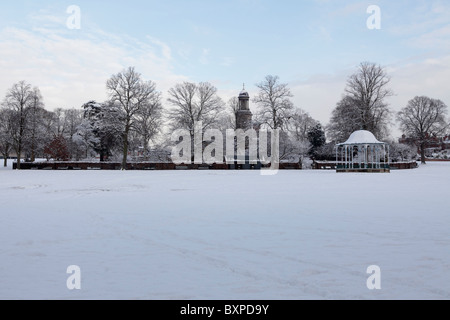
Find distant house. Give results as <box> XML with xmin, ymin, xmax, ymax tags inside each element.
<box><xmin>399</xmin><ymin>134</ymin><xmax>450</xmax><ymax>152</ymax></box>
<box><xmin>442</xmin><ymin>136</ymin><xmax>450</xmax><ymax>150</ymax></box>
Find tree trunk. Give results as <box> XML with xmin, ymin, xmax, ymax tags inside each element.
<box><xmin>31</xmin><ymin>140</ymin><xmax>36</xmax><ymax>163</ymax></box>
<box><xmin>3</xmin><ymin>156</ymin><xmax>7</xmax><ymax>168</ymax></box>
<box><xmin>190</xmin><ymin>133</ymin><xmax>195</xmax><ymax>163</ymax></box>
<box><xmin>16</xmin><ymin>145</ymin><xmax>22</xmax><ymax>170</ymax></box>
<box><xmin>420</xmin><ymin>142</ymin><xmax>426</xmax><ymax>164</ymax></box>
<box><xmin>30</xmin><ymin>120</ymin><xmax>36</xmax><ymax>162</ymax></box>
<box><xmin>122</xmin><ymin>126</ymin><xmax>129</xmax><ymax>170</ymax></box>
<box><xmin>17</xmin><ymin>113</ymin><xmax>25</xmax><ymax>170</ymax></box>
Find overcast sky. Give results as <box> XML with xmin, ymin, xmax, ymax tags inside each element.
<box><xmin>1</xmin><ymin>0</ymin><xmax>449</xmax><ymax>138</ymax></box>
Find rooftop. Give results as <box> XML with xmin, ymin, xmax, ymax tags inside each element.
<box><xmin>337</xmin><ymin>130</ymin><xmax>385</xmax><ymax>145</ymax></box>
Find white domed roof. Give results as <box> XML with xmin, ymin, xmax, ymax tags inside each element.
<box><xmin>338</xmin><ymin>130</ymin><xmax>385</xmax><ymax>145</ymax></box>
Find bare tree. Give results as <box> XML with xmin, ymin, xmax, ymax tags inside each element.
<box><xmin>167</xmin><ymin>82</ymin><xmax>224</xmax><ymax>162</ymax></box>
<box><xmin>345</xmin><ymin>62</ymin><xmax>393</xmax><ymax>135</ymax></box>
<box><xmin>27</xmin><ymin>87</ymin><xmax>45</xmax><ymax>162</ymax></box>
<box><xmin>50</xmin><ymin>108</ymin><xmax>66</xmax><ymax>137</ymax></box>
<box><xmin>253</xmin><ymin>75</ymin><xmax>294</xmax><ymax>130</ymax></box>
<box><xmin>0</xmin><ymin>109</ymin><xmax>14</xmax><ymax>167</ymax></box>
<box><xmin>287</xmin><ymin>107</ymin><xmax>317</xmax><ymax>141</ymax></box>
<box><xmin>134</xmin><ymin>92</ymin><xmax>164</xmax><ymax>156</ymax></box>
<box><xmin>397</xmin><ymin>96</ymin><xmax>448</xmax><ymax>164</ymax></box>
<box><xmin>63</xmin><ymin>108</ymin><xmax>84</xmax><ymax>160</ymax></box>
<box><xmin>167</xmin><ymin>81</ymin><xmax>224</xmax><ymax>137</ymax></box>
<box><xmin>328</xmin><ymin>62</ymin><xmax>393</xmax><ymax>141</ymax></box>
<box><xmin>40</xmin><ymin>109</ymin><xmax>58</xmax><ymax>145</ymax></box>
<box><xmin>227</xmin><ymin>97</ymin><xmax>240</xmax><ymax>130</ymax></box>
<box><xmin>2</xmin><ymin>81</ymin><xmax>36</xmax><ymax>169</ymax></box>
<box><xmin>106</xmin><ymin>67</ymin><xmax>160</xmax><ymax>169</ymax></box>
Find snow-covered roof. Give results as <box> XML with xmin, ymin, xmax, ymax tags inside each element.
<box><xmin>337</xmin><ymin>130</ymin><xmax>385</xmax><ymax>146</ymax></box>
<box><xmin>239</xmin><ymin>90</ymin><xmax>249</xmax><ymax>97</ymax></box>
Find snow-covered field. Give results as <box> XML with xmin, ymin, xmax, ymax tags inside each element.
<box><xmin>0</xmin><ymin>160</ymin><xmax>449</xmax><ymax>300</ymax></box>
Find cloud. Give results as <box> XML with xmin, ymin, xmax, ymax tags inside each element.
<box><xmin>407</xmin><ymin>24</ymin><xmax>450</xmax><ymax>50</ymax></box>
<box><xmin>146</xmin><ymin>36</ymin><xmax>172</xmax><ymax>61</ymax></box>
<box><xmin>290</xmin><ymin>71</ymin><xmax>350</xmax><ymax>128</ymax></box>
<box><xmin>388</xmin><ymin>1</ymin><xmax>450</xmax><ymax>42</ymax></box>
<box><xmin>289</xmin><ymin>54</ymin><xmax>450</xmax><ymax>139</ymax></box>
<box><xmin>388</xmin><ymin>54</ymin><xmax>450</xmax><ymax>107</ymax></box>
<box><xmin>0</xmin><ymin>21</ymin><xmax>187</xmax><ymax>111</ymax></box>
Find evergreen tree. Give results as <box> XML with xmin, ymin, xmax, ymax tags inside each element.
<box><xmin>307</xmin><ymin>123</ymin><xmax>326</xmax><ymax>159</ymax></box>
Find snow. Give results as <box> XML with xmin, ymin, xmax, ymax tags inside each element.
<box><xmin>338</xmin><ymin>130</ymin><xmax>385</xmax><ymax>145</ymax></box>
<box><xmin>0</xmin><ymin>161</ymin><xmax>449</xmax><ymax>299</ymax></box>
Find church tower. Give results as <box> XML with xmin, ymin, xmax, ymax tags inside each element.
<box><xmin>236</xmin><ymin>85</ymin><xmax>253</xmax><ymax>130</ymax></box>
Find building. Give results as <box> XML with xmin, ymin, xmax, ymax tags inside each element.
<box><xmin>236</xmin><ymin>85</ymin><xmax>253</xmax><ymax>131</ymax></box>
<box><xmin>399</xmin><ymin>134</ymin><xmax>450</xmax><ymax>152</ymax></box>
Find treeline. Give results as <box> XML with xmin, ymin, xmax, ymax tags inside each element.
<box><xmin>1</xmin><ymin>62</ymin><xmax>448</xmax><ymax>168</ymax></box>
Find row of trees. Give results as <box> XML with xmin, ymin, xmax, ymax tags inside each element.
<box><xmin>0</xmin><ymin>82</ymin><xmax>83</xmax><ymax>169</ymax></box>
<box><xmin>327</xmin><ymin>62</ymin><xmax>448</xmax><ymax>163</ymax></box>
<box><xmin>1</xmin><ymin>62</ymin><xmax>448</xmax><ymax>168</ymax></box>
<box><xmin>0</xmin><ymin>68</ymin><xmax>324</xmax><ymax>169</ymax></box>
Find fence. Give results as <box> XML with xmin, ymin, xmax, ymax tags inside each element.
<box><xmin>12</xmin><ymin>161</ymin><xmax>302</xmax><ymax>170</ymax></box>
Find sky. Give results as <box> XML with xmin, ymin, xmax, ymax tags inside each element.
<box><xmin>1</xmin><ymin>0</ymin><xmax>450</xmax><ymax>139</ymax></box>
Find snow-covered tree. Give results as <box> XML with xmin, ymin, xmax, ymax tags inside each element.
<box><xmin>167</xmin><ymin>81</ymin><xmax>225</xmax><ymax>162</ymax></box>
<box><xmin>327</xmin><ymin>95</ymin><xmax>361</xmax><ymax>142</ymax></box>
<box><xmin>274</xmin><ymin>107</ymin><xmax>319</xmax><ymax>165</ymax></box>
<box><xmin>397</xmin><ymin>96</ymin><xmax>448</xmax><ymax>164</ymax></box>
<box><xmin>288</xmin><ymin>107</ymin><xmax>317</xmax><ymax>142</ymax></box>
<box><xmin>315</xmin><ymin>142</ymin><xmax>337</xmax><ymax>161</ymax></box>
<box><xmin>279</xmin><ymin>131</ymin><xmax>311</xmax><ymax>164</ymax></box>
<box><xmin>1</xmin><ymin>81</ymin><xmax>38</xmax><ymax>169</ymax></box>
<box><xmin>26</xmin><ymin>87</ymin><xmax>45</xmax><ymax>162</ymax></box>
<box><xmin>72</xmin><ymin>118</ymin><xmax>99</xmax><ymax>159</ymax></box>
<box><xmin>0</xmin><ymin>109</ymin><xmax>14</xmax><ymax>167</ymax></box>
<box><xmin>328</xmin><ymin>62</ymin><xmax>393</xmax><ymax>142</ymax></box>
<box><xmin>106</xmin><ymin>66</ymin><xmax>160</xmax><ymax>169</ymax></box>
<box><xmin>389</xmin><ymin>141</ymin><xmax>417</xmax><ymax>162</ymax></box>
<box><xmin>73</xmin><ymin>101</ymin><xmax>121</xmax><ymax>161</ymax></box>
<box><xmin>307</xmin><ymin>123</ymin><xmax>326</xmax><ymax>159</ymax></box>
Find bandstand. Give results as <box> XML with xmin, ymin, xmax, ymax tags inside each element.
<box><xmin>336</xmin><ymin>130</ymin><xmax>390</xmax><ymax>173</ymax></box>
